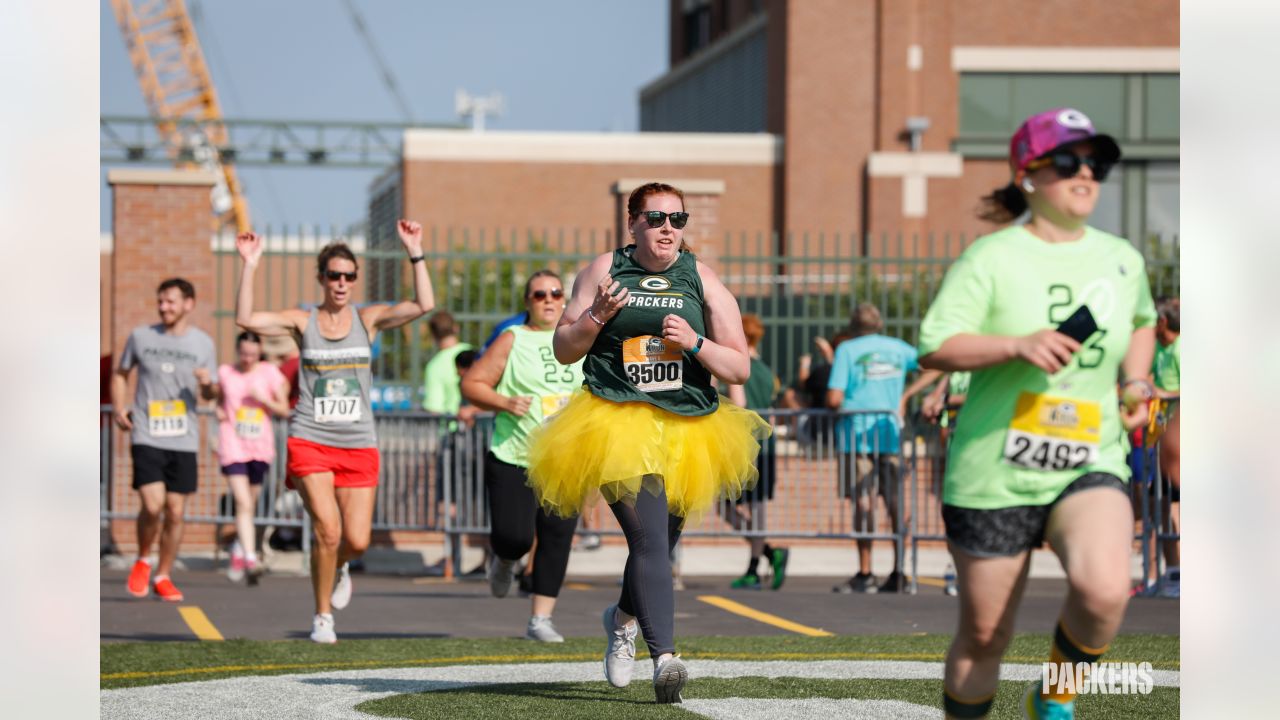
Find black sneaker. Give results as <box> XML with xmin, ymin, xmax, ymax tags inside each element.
<box><xmin>833</xmin><ymin>572</ymin><xmax>878</xmax><ymax>594</ymax></box>
<box><xmin>879</xmin><ymin>571</ymin><xmax>906</xmax><ymax>593</ymax></box>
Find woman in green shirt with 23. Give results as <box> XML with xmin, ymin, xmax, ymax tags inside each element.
<box><xmin>461</xmin><ymin>270</ymin><xmax>584</xmax><ymax>643</ymax></box>
<box><xmin>918</xmin><ymin>108</ymin><xmax>1156</xmax><ymax>720</ymax></box>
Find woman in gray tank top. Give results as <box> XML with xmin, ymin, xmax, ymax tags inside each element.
<box><xmin>234</xmin><ymin>221</ymin><xmax>436</xmax><ymax>644</ymax></box>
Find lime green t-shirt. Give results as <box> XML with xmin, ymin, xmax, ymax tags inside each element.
<box><xmin>422</xmin><ymin>343</ymin><xmax>472</xmax><ymax>414</ymax></box>
<box><xmin>491</xmin><ymin>326</ymin><xmax>584</xmax><ymax>467</ymax></box>
<box><xmin>1153</xmin><ymin>336</ymin><xmax>1180</xmax><ymax>394</ymax></box>
<box><xmin>918</xmin><ymin>225</ymin><xmax>1157</xmax><ymax>509</ymax></box>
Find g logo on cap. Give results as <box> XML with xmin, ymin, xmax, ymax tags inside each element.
<box><xmin>1057</xmin><ymin>109</ymin><xmax>1093</xmax><ymax>130</ymax></box>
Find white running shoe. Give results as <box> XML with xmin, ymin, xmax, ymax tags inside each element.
<box><xmin>310</xmin><ymin>613</ymin><xmax>337</xmax><ymax>644</ymax></box>
<box><xmin>652</xmin><ymin>655</ymin><xmax>688</xmax><ymax>704</ymax></box>
<box><xmin>331</xmin><ymin>563</ymin><xmax>353</xmax><ymax>610</ymax></box>
<box><xmin>488</xmin><ymin>555</ymin><xmax>517</xmax><ymax>598</ymax></box>
<box><xmin>525</xmin><ymin>615</ymin><xmax>565</xmax><ymax>643</ymax></box>
<box><xmin>602</xmin><ymin>604</ymin><xmax>637</xmax><ymax>688</ymax></box>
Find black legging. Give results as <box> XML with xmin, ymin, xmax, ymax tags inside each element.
<box><xmin>485</xmin><ymin>452</ymin><xmax>578</xmax><ymax>598</ymax></box>
<box><xmin>611</xmin><ymin>481</ymin><xmax>683</xmax><ymax>657</ymax></box>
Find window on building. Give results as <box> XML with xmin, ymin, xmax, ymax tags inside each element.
<box><xmin>683</xmin><ymin>0</ymin><xmax>712</xmax><ymax>56</ymax></box>
<box><xmin>1145</xmin><ymin>163</ymin><xmax>1179</xmax><ymax>243</ymax></box>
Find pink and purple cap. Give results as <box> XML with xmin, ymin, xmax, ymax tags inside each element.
<box><xmin>1009</xmin><ymin>108</ymin><xmax>1121</xmax><ymax>173</ymax></box>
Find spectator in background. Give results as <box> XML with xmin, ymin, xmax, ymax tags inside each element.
<box><xmin>423</xmin><ymin>311</ymin><xmax>472</xmax><ymax>416</ymax></box>
<box><xmin>1152</xmin><ymin>296</ymin><xmax>1180</xmax><ymax>597</ymax></box>
<box><xmin>724</xmin><ymin>313</ymin><xmax>789</xmax><ymax>590</ymax></box>
<box><xmin>780</xmin><ymin>331</ymin><xmax>852</xmax><ymax>446</ymax></box>
<box><xmin>827</xmin><ymin>303</ymin><xmax>919</xmax><ymax>594</ymax></box>
<box><xmin>263</xmin><ymin>334</ymin><xmax>301</xmax><ymax>410</ymax></box>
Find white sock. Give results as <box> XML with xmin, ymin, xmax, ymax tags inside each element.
<box><xmin>317</xmin><ymin>612</ymin><xmax>333</xmax><ymax>622</ymax></box>
<box><xmin>136</xmin><ymin>556</ymin><xmax>152</xmax><ymax>566</ymax></box>
<box><xmin>245</xmin><ymin>550</ymin><xmax>258</xmax><ymax>563</ymax></box>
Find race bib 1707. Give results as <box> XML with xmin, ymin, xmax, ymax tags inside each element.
<box><xmin>314</xmin><ymin>378</ymin><xmax>362</xmax><ymax>424</ymax></box>
<box><xmin>148</xmin><ymin>400</ymin><xmax>188</xmax><ymax>438</ymax></box>
<box><xmin>1002</xmin><ymin>392</ymin><xmax>1101</xmax><ymax>471</ymax></box>
<box><xmin>621</xmin><ymin>335</ymin><xmax>683</xmax><ymax>393</ymax></box>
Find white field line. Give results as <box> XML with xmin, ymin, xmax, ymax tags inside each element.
<box><xmin>101</xmin><ymin>660</ymin><xmax>1180</xmax><ymax>720</ymax></box>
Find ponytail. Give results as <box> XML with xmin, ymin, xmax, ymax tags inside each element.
<box><xmin>977</xmin><ymin>182</ymin><xmax>1028</xmax><ymax>224</ymax></box>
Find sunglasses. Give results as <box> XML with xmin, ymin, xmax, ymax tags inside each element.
<box><xmin>324</xmin><ymin>270</ymin><xmax>358</xmax><ymax>282</ymax></box>
<box><xmin>528</xmin><ymin>288</ymin><xmax>564</xmax><ymax>301</ymax></box>
<box><xmin>1025</xmin><ymin>152</ymin><xmax>1114</xmax><ymax>182</ymax></box>
<box><xmin>641</xmin><ymin>210</ymin><xmax>690</xmax><ymax>229</ymax></box>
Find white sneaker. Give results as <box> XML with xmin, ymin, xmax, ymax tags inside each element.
<box><xmin>331</xmin><ymin>563</ymin><xmax>352</xmax><ymax>610</ymax></box>
<box><xmin>488</xmin><ymin>555</ymin><xmax>517</xmax><ymax>598</ymax></box>
<box><xmin>525</xmin><ymin>615</ymin><xmax>565</xmax><ymax>643</ymax></box>
<box><xmin>652</xmin><ymin>655</ymin><xmax>688</xmax><ymax>704</ymax></box>
<box><xmin>602</xmin><ymin>604</ymin><xmax>637</xmax><ymax>688</ymax></box>
<box><xmin>310</xmin><ymin>613</ymin><xmax>337</xmax><ymax>644</ymax></box>
<box><xmin>227</xmin><ymin>543</ymin><xmax>246</xmax><ymax>583</ymax></box>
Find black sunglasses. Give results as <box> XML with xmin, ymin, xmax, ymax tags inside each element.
<box><xmin>528</xmin><ymin>288</ymin><xmax>564</xmax><ymax>301</ymax></box>
<box><xmin>641</xmin><ymin>210</ymin><xmax>690</xmax><ymax>229</ymax></box>
<box><xmin>1026</xmin><ymin>152</ymin><xmax>1114</xmax><ymax>182</ymax></box>
<box><xmin>324</xmin><ymin>270</ymin><xmax>358</xmax><ymax>282</ymax></box>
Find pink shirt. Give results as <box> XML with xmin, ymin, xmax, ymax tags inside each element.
<box><xmin>217</xmin><ymin>362</ymin><xmax>287</xmax><ymax>464</ymax></box>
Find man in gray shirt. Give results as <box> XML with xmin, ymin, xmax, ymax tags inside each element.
<box><xmin>111</xmin><ymin>278</ymin><xmax>217</xmax><ymax>602</ymax></box>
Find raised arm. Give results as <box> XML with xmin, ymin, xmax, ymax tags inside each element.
<box><xmin>553</xmin><ymin>252</ymin><xmax>628</xmax><ymax>365</ymax></box>
<box><xmin>235</xmin><ymin>232</ymin><xmax>307</xmax><ymax>336</ymax></box>
<box><xmin>666</xmin><ymin>261</ymin><xmax>749</xmax><ymax>385</ymax></box>
<box><xmin>363</xmin><ymin>219</ymin><xmax>436</xmax><ymax>334</ymax></box>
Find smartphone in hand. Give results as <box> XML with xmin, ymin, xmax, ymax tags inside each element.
<box><xmin>1056</xmin><ymin>305</ymin><xmax>1099</xmax><ymax>344</ymax></box>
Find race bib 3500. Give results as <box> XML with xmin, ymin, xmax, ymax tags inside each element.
<box><xmin>621</xmin><ymin>335</ymin><xmax>683</xmax><ymax>393</ymax></box>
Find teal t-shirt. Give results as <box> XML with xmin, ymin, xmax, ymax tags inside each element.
<box><xmin>918</xmin><ymin>225</ymin><xmax>1157</xmax><ymax>509</ymax></box>
<box><xmin>828</xmin><ymin>334</ymin><xmax>918</xmax><ymax>453</ymax></box>
<box><xmin>491</xmin><ymin>326</ymin><xmax>584</xmax><ymax>467</ymax></box>
<box><xmin>1153</xmin><ymin>336</ymin><xmax>1179</xmax><ymax>394</ymax></box>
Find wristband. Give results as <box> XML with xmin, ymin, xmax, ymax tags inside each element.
<box><xmin>1121</xmin><ymin>378</ymin><xmax>1154</xmax><ymax>397</ymax></box>
<box><xmin>586</xmin><ymin>309</ymin><xmax>606</xmax><ymax>327</ymax></box>
<box><xmin>689</xmin><ymin>334</ymin><xmax>705</xmax><ymax>354</ymax></box>
<box><xmin>408</xmin><ymin>254</ymin><xmax>425</xmax><ymax>264</ymax></box>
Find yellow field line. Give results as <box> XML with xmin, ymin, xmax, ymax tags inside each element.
<box><xmin>563</xmin><ymin>582</ymin><xmax>594</xmax><ymax>591</ymax></box>
<box><xmin>177</xmin><ymin>607</ymin><xmax>224</xmax><ymax>642</ymax></box>
<box><xmin>696</xmin><ymin>595</ymin><xmax>834</xmax><ymax>637</ymax></box>
<box><xmin>915</xmin><ymin>577</ymin><xmax>946</xmax><ymax>588</ymax></box>
<box><xmin>101</xmin><ymin>650</ymin><xmax>1175</xmax><ymax>681</ymax></box>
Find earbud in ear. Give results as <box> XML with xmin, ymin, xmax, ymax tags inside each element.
<box><xmin>1021</xmin><ymin>178</ymin><xmax>1035</xmax><ymax>193</ymax></box>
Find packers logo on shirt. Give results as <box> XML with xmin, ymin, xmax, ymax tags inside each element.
<box><xmin>639</xmin><ymin>276</ymin><xmax>671</xmax><ymax>291</ymax></box>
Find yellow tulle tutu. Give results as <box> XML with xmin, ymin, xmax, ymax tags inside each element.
<box><xmin>525</xmin><ymin>390</ymin><xmax>772</xmax><ymax>525</ymax></box>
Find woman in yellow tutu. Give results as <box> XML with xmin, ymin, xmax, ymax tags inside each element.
<box><xmin>527</xmin><ymin>181</ymin><xmax>770</xmax><ymax>704</ymax></box>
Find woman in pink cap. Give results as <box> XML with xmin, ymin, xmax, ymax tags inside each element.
<box><xmin>918</xmin><ymin>108</ymin><xmax>1157</xmax><ymax>720</ymax></box>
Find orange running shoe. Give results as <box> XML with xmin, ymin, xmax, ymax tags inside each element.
<box><xmin>153</xmin><ymin>576</ymin><xmax>184</xmax><ymax>603</ymax></box>
<box><xmin>126</xmin><ymin>559</ymin><xmax>152</xmax><ymax>597</ymax></box>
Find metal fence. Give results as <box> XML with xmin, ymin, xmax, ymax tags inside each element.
<box><xmin>209</xmin><ymin>227</ymin><xmax>1179</xmax><ymax>388</ymax></box>
<box><xmin>100</xmin><ymin>405</ymin><xmax>1179</xmax><ymax>593</ymax></box>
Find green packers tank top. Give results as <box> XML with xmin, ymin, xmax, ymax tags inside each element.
<box><xmin>583</xmin><ymin>245</ymin><xmax>717</xmax><ymax>416</ymax></box>
<box><xmin>491</xmin><ymin>325</ymin><xmax>584</xmax><ymax>467</ymax></box>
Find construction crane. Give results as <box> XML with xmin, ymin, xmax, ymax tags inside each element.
<box><xmin>109</xmin><ymin>0</ymin><xmax>250</xmax><ymax>233</ymax></box>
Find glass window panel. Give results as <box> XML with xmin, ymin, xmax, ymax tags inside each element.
<box><xmin>959</xmin><ymin>74</ymin><xmax>1012</xmax><ymax>137</ymax></box>
<box><xmin>1145</xmin><ymin>162</ymin><xmax>1179</xmax><ymax>243</ymax></box>
<box><xmin>1145</xmin><ymin>75</ymin><xmax>1180</xmax><ymax>140</ymax></box>
<box><xmin>1011</xmin><ymin>74</ymin><xmax>1127</xmax><ymax>140</ymax></box>
<box><xmin>1091</xmin><ymin>165</ymin><xmax>1125</xmax><ymax>236</ymax></box>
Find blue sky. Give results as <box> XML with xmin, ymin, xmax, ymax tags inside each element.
<box><xmin>100</xmin><ymin>0</ymin><xmax>669</xmax><ymax>231</ymax></box>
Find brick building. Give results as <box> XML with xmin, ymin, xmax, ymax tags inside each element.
<box><xmin>396</xmin><ymin>0</ymin><xmax>1178</xmax><ymax>259</ymax></box>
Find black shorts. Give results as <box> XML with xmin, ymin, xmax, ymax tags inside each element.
<box><xmin>131</xmin><ymin>445</ymin><xmax>198</xmax><ymax>494</ymax></box>
<box><xmin>942</xmin><ymin>472</ymin><xmax>1126</xmax><ymax>557</ymax></box>
<box><xmin>221</xmin><ymin>460</ymin><xmax>270</xmax><ymax>485</ymax></box>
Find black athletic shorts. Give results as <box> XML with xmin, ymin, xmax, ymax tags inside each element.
<box><xmin>942</xmin><ymin>472</ymin><xmax>1126</xmax><ymax>557</ymax></box>
<box><xmin>131</xmin><ymin>445</ymin><xmax>198</xmax><ymax>494</ymax></box>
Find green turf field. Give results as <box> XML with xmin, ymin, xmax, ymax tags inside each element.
<box><xmin>101</xmin><ymin>634</ymin><xmax>1180</xmax><ymax>718</ymax></box>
